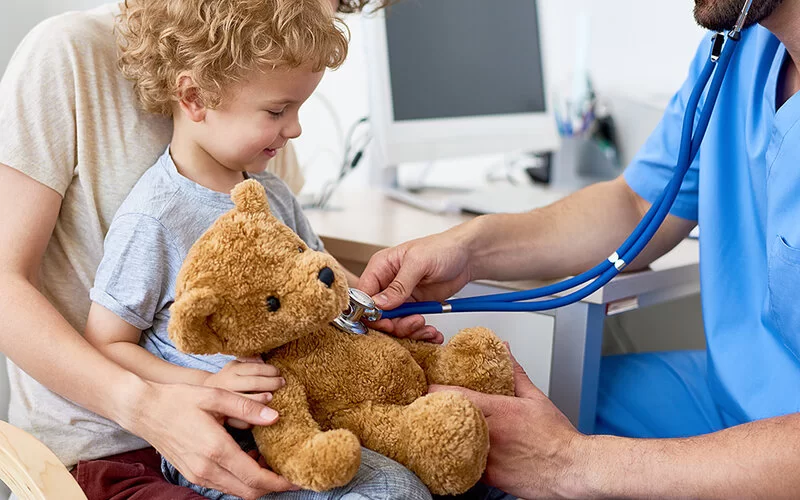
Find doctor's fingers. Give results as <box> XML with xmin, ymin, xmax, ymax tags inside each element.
<box><xmin>359</xmin><ymin>245</ymin><xmax>420</xmax><ymax>301</ymax></box>
<box><xmin>508</xmin><ymin>351</ymin><xmax>544</xmax><ymax>400</ymax></box>
<box><xmin>393</xmin><ymin>316</ymin><xmax>444</xmax><ymax>343</ymax></box>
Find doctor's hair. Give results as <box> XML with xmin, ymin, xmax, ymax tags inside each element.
<box><xmin>116</xmin><ymin>0</ymin><xmax>349</xmax><ymax>115</ymax></box>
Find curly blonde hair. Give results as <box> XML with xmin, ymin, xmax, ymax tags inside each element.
<box><xmin>117</xmin><ymin>0</ymin><xmax>349</xmax><ymax>115</ymax></box>
<box><xmin>336</xmin><ymin>0</ymin><xmax>395</xmax><ymax>14</ymax></box>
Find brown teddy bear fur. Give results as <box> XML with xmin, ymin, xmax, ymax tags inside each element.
<box><xmin>168</xmin><ymin>179</ymin><xmax>514</xmax><ymax>495</ymax></box>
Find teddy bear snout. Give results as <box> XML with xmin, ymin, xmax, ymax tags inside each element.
<box><xmin>318</xmin><ymin>267</ymin><xmax>335</xmax><ymax>288</ymax></box>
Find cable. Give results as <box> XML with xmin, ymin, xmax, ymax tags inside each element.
<box><xmin>314</xmin><ymin>116</ymin><xmax>372</xmax><ymax>209</ymax></box>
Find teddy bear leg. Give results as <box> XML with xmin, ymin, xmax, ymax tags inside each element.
<box><xmin>329</xmin><ymin>392</ymin><xmax>488</xmax><ymax>495</ymax></box>
<box><xmin>397</xmin><ymin>327</ymin><xmax>514</xmax><ymax>396</ymax></box>
<box><xmin>252</xmin><ymin>374</ymin><xmax>361</xmax><ymax>492</ymax></box>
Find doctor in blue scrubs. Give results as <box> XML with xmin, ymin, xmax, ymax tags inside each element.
<box><xmin>359</xmin><ymin>0</ymin><xmax>800</xmax><ymax>497</ymax></box>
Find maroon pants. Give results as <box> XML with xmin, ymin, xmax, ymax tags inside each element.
<box><xmin>71</xmin><ymin>447</ymin><xmax>204</xmax><ymax>500</ymax></box>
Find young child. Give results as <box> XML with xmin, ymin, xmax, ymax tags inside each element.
<box><xmin>84</xmin><ymin>0</ymin><xmax>431</xmax><ymax>498</ymax></box>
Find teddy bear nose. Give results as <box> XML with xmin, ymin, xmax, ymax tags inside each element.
<box><xmin>318</xmin><ymin>267</ymin><xmax>335</xmax><ymax>288</ymax></box>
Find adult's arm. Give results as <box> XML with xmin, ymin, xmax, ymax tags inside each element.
<box><xmin>465</xmin><ymin>176</ymin><xmax>694</xmax><ymax>282</ymax></box>
<box><xmin>0</xmin><ymin>164</ymin><xmax>296</xmax><ymax>499</ymax></box>
<box><xmin>434</xmin><ymin>356</ymin><xmax>800</xmax><ymax>499</ymax></box>
<box><xmin>360</xmin><ymin>176</ymin><xmax>695</xmax><ymax>311</ymax></box>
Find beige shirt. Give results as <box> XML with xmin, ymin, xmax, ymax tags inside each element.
<box><xmin>0</xmin><ymin>4</ymin><xmax>305</xmax><ymax>467</ymax></box>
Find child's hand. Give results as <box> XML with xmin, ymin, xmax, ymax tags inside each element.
<box><xmin>203</xmin><ymin>357</ymin><xmax>285</xmax><ymax>401</ymax></box>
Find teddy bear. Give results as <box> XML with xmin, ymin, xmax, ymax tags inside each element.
<box><xmin>167</xmin><ymin>179</ymin><xmax>514</xmax><ymax>495</ymax></box>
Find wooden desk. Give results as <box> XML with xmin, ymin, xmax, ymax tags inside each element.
<box><xmin>306</xmin><ymin>190</ymin><xmax>700</xmax><ymax>433</ymax></box>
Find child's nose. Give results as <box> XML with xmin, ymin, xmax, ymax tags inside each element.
<box><xmin>283</xmin><ymin>118</ymin><xmax>302</xmax><ymax>139</ymax></box>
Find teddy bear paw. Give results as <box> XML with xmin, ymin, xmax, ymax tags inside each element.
<box><xmin>282</xmin><ymin>429</ymin><xmax>361</xmax><ymax>492</ymax></box>
<box><xmin>439</xmin><ymin>327</ymin><xmax>515</xmax><ymax>396</ymax></box>
<box><xmin>401</xmin><ymin>392</ymin><xmax>489</xmax><ymax>495</ymax></box>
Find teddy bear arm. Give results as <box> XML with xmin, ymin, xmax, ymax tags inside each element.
<box><xmin>400</xmin><ymin>328</ymin><xmax>515</xmax><ymax>396</ymax></box>
<box><xmin>252</xmin><ymin>374</ymin><xmax>361</xmax><ymax>492</ymax></box>
<box><xmin>393</xmin><ymin>337</ymin><xmax>442</xmax><ymax>375</ymax></box>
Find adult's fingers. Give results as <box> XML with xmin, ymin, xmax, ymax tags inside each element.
<box><xmin>373</xmin><ymin>261</ymin><xmax>427</xmax><ymax>309</ymax></box>
<box><xmin>386</xmin><ymin>315</ymin><xmax>425</xmax><ymax>339</ymax></box>
<box><xmin>357</xmin><ymin>248</ymin><xmax>398</xmax><ymax>297</ymax></box>
<box><xmin>359</xmin><ymin>246</ymin><xmax>428</xmax><ymax>310</ymax></box>
<box><xmin>428</xmin><ymin>384</ymin><xmax>504</xmax><ymax>418</ymax></box>
<box><xmin>227</xmin><ymin>392</ymin><xmax>273</xmax><ymax>428</ymax></box>
<box><xmin>367</xmin><ymin>315</ymin><xmax>444</xmax><ymax>344</ymax></box>
<box><xmin>226</xmin><ymin>417</ymin><xmax>252</xmax><ymax>430</ymax></box>
<box><xmin>508</xmin><ymin>351</ymin><xmax>544</xmax><ymax>400</ymax></box>
<box><xmin>404</xmin><ymin>324</ymin><xmax>444</xmax><ymax>344</ymax></box>
<box><xmin>186</xmin><ymin>446</ymin><xmax>297</xmax><ymax>499</ymax></box>
<box><xmin>217</xmin><ymin>436</ymin><xmax>299</xmax><ymax>497</ymax></box>
<box><xmin>199</xmin><ymin>388</ymin><xmax>279</xmax><ymax>425</ymax></box>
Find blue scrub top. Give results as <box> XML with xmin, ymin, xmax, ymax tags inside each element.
<box><xmin>624</xmin><ymin>26</ymin><xmax>800</xmax><ymax>426</ymax></box>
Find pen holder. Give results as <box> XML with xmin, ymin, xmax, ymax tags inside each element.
<box><xmin>550</xmin><ymin>136</ymin><xmax>620</xmax><ymax>190</ymax></box>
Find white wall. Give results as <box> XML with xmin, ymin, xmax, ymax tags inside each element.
<box><xmin>300</xmin><ymin>0</ymin><xmax>707</xmax><ymax>193</ymax></box>
<box><xmin>0</xmin><ymin>0</ymin><xmax>706</xmax><ymax>193</ymax></box>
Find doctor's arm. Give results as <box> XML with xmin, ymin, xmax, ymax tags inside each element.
<box><xmin>438</xmin><ymin>358</ymin><xmax>800</xmax><ymax>499</ymax></box>
<box><xmin>577</xmin><ymin>412</ymin><xmax>800</xmax><ymax>498</ymax></box>
<box><xmin>360</xmin><ymin>175</ymin><xmax>695</xmax><ymax>311</ymax></box>
<box><xmin>0</xmin><ymin>164</ymin><xmax>295</xmax><ymax>498</ymax></box>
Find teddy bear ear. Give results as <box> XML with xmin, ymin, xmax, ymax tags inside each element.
<box><xmin>168</xmin><ymin>287</ymin><xmax>224</xmax><ymax>354</ymax></box>
<box><xmin>231</xmin><ymin>179</ymin><xmax>271</xmax><ymax>214</ymax></box>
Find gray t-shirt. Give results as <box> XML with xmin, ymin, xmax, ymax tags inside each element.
<box><xmin>90</xmin><ymin>149</ymin><xmax>324</xmax><ymax>372</ymax></box>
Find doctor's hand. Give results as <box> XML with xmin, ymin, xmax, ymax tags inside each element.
<box><xmin>124</xmin><ymin>381</ymin><xmax>299</xmax><ymax>499</ymax></box>
<box><xmin>358</xmin><ymin>229</ymin><xmax>474</xmax><ymax>340</ymax></box>
<box><xmin>429</xmin><ymin>354</ymin><xmax>588</xmax><ymax>499</ymax></box>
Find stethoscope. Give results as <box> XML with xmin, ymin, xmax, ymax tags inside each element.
<box><xmin>333</xmin><ymin>0</ymin><xmax>754</xmax><ymax>334</ymax></box>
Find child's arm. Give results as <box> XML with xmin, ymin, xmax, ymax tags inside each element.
<box><xmin>85</xmin><ymin>302</ymin><xmax>285</xmax><ymax>393</ymax></box>
<box><xmin>85</xmin><ymin>302</ymin><xmax>207</xmax><ymax>385</ymax></box>
<box><xmin>343</xmin><ymin>268</ymin><xmax>359</xmax><ymax>288</ymax></box>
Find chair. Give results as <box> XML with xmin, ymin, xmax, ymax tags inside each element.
<box><xmin>0</xmin><ymin>354</ymin><xmax>85</xmax><ymax>500</ymax></box>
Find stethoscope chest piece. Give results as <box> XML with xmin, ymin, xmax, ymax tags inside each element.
<box><xmin>333</xmin><ymin>288</ymin><xmax>383</xmax><ymax>335</ymax></box>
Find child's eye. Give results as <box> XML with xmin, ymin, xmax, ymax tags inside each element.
<box><xmin>267</xmin><ymin>109</ymin><xmax>285</xmax><ymax>118</ymax></box>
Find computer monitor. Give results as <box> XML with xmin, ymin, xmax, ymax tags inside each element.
<box><xmin>364</xmin><ymin>0</ymin><xmax>559</xmax><ymax>175</ymax></box>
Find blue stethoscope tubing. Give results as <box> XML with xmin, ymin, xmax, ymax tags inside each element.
<box><xmin>382</xmin><ymin>31</ymin><xmax>740</xmax><ymax>320</ymax></box>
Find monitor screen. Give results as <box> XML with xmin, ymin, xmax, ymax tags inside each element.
<box><xmin>385</xmin><ymin>0</ymin><xmax>546</xmax><ymax>122</ymax></box>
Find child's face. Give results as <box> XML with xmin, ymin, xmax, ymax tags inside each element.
<box><xmin>197</xmin><ymin>65</ymin><xmax>324</xmax><ymax>174</ymax></box>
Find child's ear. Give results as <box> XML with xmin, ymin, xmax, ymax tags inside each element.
<box><xmin>168</xmin><ymin>287</ymin><xmax>224</xmax><ymax>354</ymax></box>
<box><xmin>175</xmin><ymin>73</ymin><xmax>206</xmax><ymax>122</ymax></box>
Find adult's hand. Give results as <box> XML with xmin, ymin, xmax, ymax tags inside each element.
<box><xmin>358</xmin><ymin>229</ymin><xmax>475</xmax><ymax>341</ymax></box>
<box><xmin>125</xmin><ymin>381</ymin><xmax>299</xmax><ymax>500</ymax></box>
<box><xmin>429</xmin><ymin>355</ymin><xmax>587</xmax><ymax>498</ymax></box>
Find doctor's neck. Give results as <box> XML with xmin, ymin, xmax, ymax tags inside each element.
<box><xmin>761</xmin><ymin>1</ymin><xmax>800</xmax><ymax>68</ymax></box>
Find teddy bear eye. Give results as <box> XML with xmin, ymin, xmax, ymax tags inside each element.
<box><xmin>265</xmin><ymin>296</ymin><xmax>281</xmax><ymax>312</ymax></box>
<box><xmin>298</xmin><ymin>246</ymin><xmax>305</xmax><ymax>253</ymax></box>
